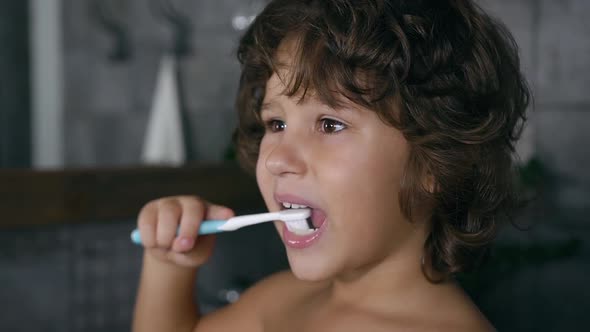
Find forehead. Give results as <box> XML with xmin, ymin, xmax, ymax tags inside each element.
<box><xmin>274</xmin><ymin>35</ymin><xmax>299</xmax><ymax>68</ymax></box>
<box><xmin>263</xmin><ymin>72</ymin><xmax>357</xmax><ymax>113</ymax></box>
<box><xmin>262</xmin><ymin>35</ymin><xmax>376</xmax><ymax>114</ymax></box>
<box><xmin>263</xmin><ymin>37</ymin><xmax>326</xmax><ymax>101</ymax></box>
<box><xmin>262</xmin><ymin>74</ymin><xmax>324</xmax><ymax>111</ymax></box>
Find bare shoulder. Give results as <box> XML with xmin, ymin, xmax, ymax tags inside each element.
<box><xmin>421</xmin><ymin>283</ymin><xmax>496</xmax><ymax>332</ymax></box>
<box><xmin>433</xmin><ymin>312</ymin><xmax>496</xmax><ymax>332</ymax></box>
<box><xmin>195</xmin><ymin>270</ymin><xmax>321</xmax><ymax>332</ymax></box>
<box><xmin>433</xmin><ymin>308</ymin><xmax>496</xmax><ymax>332</ymax></box>
<box><xmin>369</xmin><ymin>281</ymin><xmax>496</xmax><ymax>332</ymax></box>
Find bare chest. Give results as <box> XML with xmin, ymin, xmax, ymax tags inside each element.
<box><xmin>263</xmin><ymin>304</ymin><xmax>395</xmax><ymax>332</ymax></box>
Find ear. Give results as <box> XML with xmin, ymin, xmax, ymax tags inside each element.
<box><xmin>421</xmin><ymin>168</ymin><xmax>436</xmax><ymax>194</ymax></box>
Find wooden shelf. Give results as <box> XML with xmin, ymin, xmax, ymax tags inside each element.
<box><xmin>0</xmin><ymin>163</ymin><xmax>264</xmax><ymax>228</ymax></box>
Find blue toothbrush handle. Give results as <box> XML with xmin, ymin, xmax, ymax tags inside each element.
<box><xmin>199</xmin><ymin>220</ymin><xmax>227</xmax><ymax>235</ymax></box>
<box><xmin>130</xmin><ymin>220</ymin><xmax>227</xmax><ymax>245</ymax></box>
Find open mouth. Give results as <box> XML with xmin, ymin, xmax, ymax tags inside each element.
<box><xmin>280</xmin><ymin>201</ymin><xmax>326</xmax><ymax>236</ymax></box>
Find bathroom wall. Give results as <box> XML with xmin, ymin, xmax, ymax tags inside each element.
<box><xmin>0</xmin><ymin>0</ymin><xmax>589</xmax><ymax>331</ymax></box>
<box><xmin>0</xmin><ymin>2</ymin><xmax>30</xmax><ymax>168</ymax></box>
<box><xmin>469</xmin><ymin>1</ymin><xmax>590</xmax><ymax>330</ymax></box>
<box><xmin>62</xmin><ymin>0</ymin><xmax>265</xmax><ymax>166</ymax></box>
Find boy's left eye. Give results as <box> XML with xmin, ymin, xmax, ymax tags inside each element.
<box><xmin>319</xmin><ymin>118</ymin><xmax>347</xmax><ymax>134</ymax></box>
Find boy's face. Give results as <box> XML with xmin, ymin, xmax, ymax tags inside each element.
<box><xmin>256</xmin><ymin>52</ymin><xmax>427</xmax><ymax>281</ymax></box>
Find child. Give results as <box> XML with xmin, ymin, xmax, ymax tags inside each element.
<box><xmin>133</xmin><ymin>0</ymin><xmax>529</xmax><ymax>331</ymax></box>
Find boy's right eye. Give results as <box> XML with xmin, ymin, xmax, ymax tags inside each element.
<box><xmin>264</xmin><ymin>119</ymin><xmax>286</xmax><ymax>133</ymax></box>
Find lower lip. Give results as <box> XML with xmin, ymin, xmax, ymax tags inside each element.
<box><xmin>282</xmin><ymin>219</ymin><xmax>327</xmax><ymax>249</ymax></box>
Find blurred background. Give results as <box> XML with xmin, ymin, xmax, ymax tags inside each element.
<box><xmin>0</xmin><ymin>0</ymin><xmax>588</xmax><ymax>331</ymax></box>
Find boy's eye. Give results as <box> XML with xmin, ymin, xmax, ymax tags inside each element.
<box><xmin>265</xmin><ymin>119</ymin><xmax>286</xmax><ymax>133</ymax></box>
<box><xmin>319</xmin><ymin>118</ymin><xmax>346</xmax><ymax>134</ymax></box>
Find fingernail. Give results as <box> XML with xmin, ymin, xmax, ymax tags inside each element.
<box><xmin>179</xmin><ymin>237</ymin><xmax>194</xmax><ymax>248</ymax></box>
<box><xmin>225</xmin><ymin>208</ymin><xmax>235</xmax><ymax>217</ymax></box>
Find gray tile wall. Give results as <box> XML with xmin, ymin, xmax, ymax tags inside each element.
<box><xmin>475</xmin><ymin>1</ymin><xmax>590</xmax><ymax>330</ymax></box>
<box><xmin>1</xmin><ymin>0</ymin><xmax>589</xmax><ymax>331</ymax></box>
<box><xmin>0</xmin><ymin>2</ymin><xmax>30</xmax><ymax>167</ymax></box>
<box><xmin>0</xmin><ymin>220</ymin><xmax>287</xmax><ymax>332</ymax></box>
<box><xmin>63</xmin><ymin>0</ymin><xmax>266</xmax><ymax>166</ymax></box>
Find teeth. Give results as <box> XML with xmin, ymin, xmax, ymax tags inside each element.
<box><xmin>291</xmin><ymin>228</ymin><xmax>316</xmax><ymax>236</ymax></box>
<box><xmin>281</xmin><ymin>202</ymin><xmax>314</xmax><ymax>234</ymax></box>
<box><xmin>281</xmin><ymin>202</ymin><xmax>308</xmax><ymax>209</ymax></box>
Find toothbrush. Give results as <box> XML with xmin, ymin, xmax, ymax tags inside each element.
<box><xmin>130</xmin><ymin>208</ymin><xmax>311</xmax><ymax>245</ymax></box>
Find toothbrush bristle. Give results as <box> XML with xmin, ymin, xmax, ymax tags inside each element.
<box><xmin>306</xmin><ymin>217</ymin><xmax>315</xmax><ymax>230</ymax></box>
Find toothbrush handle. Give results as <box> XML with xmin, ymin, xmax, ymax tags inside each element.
<box><xmin>198</xmin><ymin>220</ymin><xmax>227</xmax><ymax>235</ymax></box>
<box><xmin>130</xmin><ymin>220</ymin><xmax>227</xmax><ymax>245</ymax></box>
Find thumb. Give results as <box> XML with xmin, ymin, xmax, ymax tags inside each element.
<box><xmin>205</xmin><ymin>204</ymin><xmax>235</xmax><ymax>221</ymax></box>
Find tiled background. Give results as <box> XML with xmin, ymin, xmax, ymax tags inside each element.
<box><xmin>1</xmin><ymin>0</ymin><xmax>589</xmax><ymax>331</ymax></box>
<box><xmin>62</xmin><ymin>0</ymin><xmax>265</xmax><ymax>166</ymax></box>
<box><xmin>0</xmin><ymin>2</ymin><xmax>30</xmax><ymax>168</ymax></box>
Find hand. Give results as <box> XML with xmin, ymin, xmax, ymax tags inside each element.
<box><xmin>136</xmin><ymin>196</ymin><xmax>235</xmax><ymax>268</ymax></box>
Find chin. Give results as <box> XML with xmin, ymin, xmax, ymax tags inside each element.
<box><xmin>286</xmin><ymin>253</ymin><xmax>336</xmax><ymax>282</ymax></box>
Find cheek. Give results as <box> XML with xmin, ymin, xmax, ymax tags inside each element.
<box><xmin>255</xmin><ymin>136</ymin><xmax>268</xmax><ymax>175</ymax></box>
<box><xmin>323</xmin><ymin>140</ymin><xmax>408</xmax><ymax>226</ymax></box>
<box><xmin>328</xmin><ymin>160</ymin><xmax>403</xmax><ymax>222</ymax></box>
<box><xmin>255</xmin><ymin>142</ymin><xmax>273</xmax><ymax>206</ymax></box>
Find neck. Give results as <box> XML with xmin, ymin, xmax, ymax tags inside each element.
<box><xmin>326</xmin><ymin>235</ymin><xmax>451</xmax><ymax>314</ymax></box>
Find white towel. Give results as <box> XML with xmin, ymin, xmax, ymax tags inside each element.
<box><xmin>141</xmin><ymin>55</ymin><xmax>186</xmax><ymax>166</ymax></box>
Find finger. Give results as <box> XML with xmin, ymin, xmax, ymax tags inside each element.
<box><xmin>204</xmin><ymin>203</ymin><xmax>235</xmax><ymax>221</ymax></box>
<box><xmin>155</xmin><ymin>199</ymin><xmax>182</xmax><ymax>248</ymax></box>
<box><xmin>173</xmin><ymin>198</ymin><xmax>207</xmax><ymax>252</ymax></box>
<box><xmin>168</xmin><ymin>234</ymin><xmax>216</xmax><ymax>267</ymax></box>
<box><xmin>137</xmin><ymin>201</ymin><xmax>158</xmax><ymax>248</ymax></box>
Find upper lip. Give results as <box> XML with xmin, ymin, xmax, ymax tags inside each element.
<box><xmin>274</xmin><ymin>193</ymin><xmax>319</xmax><ymax>210</ymax></box>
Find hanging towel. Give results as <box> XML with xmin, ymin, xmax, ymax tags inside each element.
<box><xmin>141</xmin><ymin>55</ymin><xmax>186</xmax><ymax>166</ymax></box>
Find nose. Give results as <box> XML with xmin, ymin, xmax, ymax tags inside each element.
<box><xmin>264</xmin><ymin>134</ymin><xmax>307</xmax><ymax>177</ymax></box>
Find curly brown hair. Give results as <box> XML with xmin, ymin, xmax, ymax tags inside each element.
<box><xmin>233</xmin><ymin>0</ymin><xmax>530</xmax><ymax>279</ymax></box>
